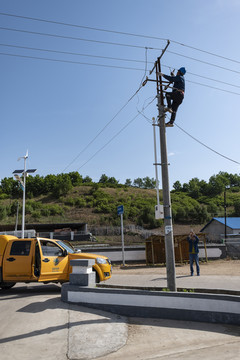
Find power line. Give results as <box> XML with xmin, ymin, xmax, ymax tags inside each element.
<box><xmin>1</xmin><ymin>25</ymin><xmax>240</xmax><ymax>76</ymax></box>
<box><xmin>186</xmin><ymin>71</ymin><xmax>240</xmax><ymax>89</ymax></box>
<box><xmin>0</xmin><ymin>26</ymin><xmax>158</xmax><ymax>51</ymax></box>
<box><xmin>1</xmin><ymin>43</ymin><xmax>240</xmax><ymax>91</ymax></box>
<box><xmin>0</xmin><ymin>43</ymin><xmax>147</xmax><ymax>64</ymax></box>
<box><xmin>0</xmin><ymin>52</ymin><xmax>145</xmax><ymax>71</ymax></box>
<box><xmin>76</xmin><ymin>98</ymin><xmax>154</xmax><ymax>171</ymax></box>
<box><xmin>1</xmin><ymin>51</ymin><xmax>240</xmax><ymax>96</ymax></box>
<box><xmin>186</xmin><ymin>79</ymin><xmax>240</xmax><ymax>96</ymax></box>
<box><xmin>0</xmin><ymin>12</ymin><xmax>168</xmax><ymax>41</ymax></box>
<box><xmin>175</xmin><ymin>123</ymin><xmax>240</xmax><ymax>165</ymax></box>
<box><xmin>77</xmin><ymin>112</ymin><xmax>140</xmax><ymax>171</ymax></box>
<box><xmin>63</xmin><ymin>83</ymin><xmax>144</xmax><ymax>172</ymax></box>
<box><xmin>167</xmin><ymin>50</ymin><xmax>240</xmax><ymax>75</ymax></box>
<box><xmin>1</xmin><ymin>11</ymin><xmax>240</xmax><ymax>65</ymax></box>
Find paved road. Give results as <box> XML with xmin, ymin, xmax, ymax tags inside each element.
<box><xmin>0</xmin><ymin>280</ymin><xmax>239</xmax><ymax>360</ymax></box>
<box><xmin>0</xmin><ymin>284</ymin><xmax>127</xmax><ymax>360</ymax></box>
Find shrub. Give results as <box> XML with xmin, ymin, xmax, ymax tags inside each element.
<box><xmin>0</xmin><ymin>205</ymin><xmax>7</xmax><ymax>220</ymax></box>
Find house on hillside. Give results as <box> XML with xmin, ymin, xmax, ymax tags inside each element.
<box><xmin>201</xmin><ymin>217</ymin><xmax>240</xmax><ymax>242</ymax></box>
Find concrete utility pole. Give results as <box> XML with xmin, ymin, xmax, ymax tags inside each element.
<box><xmin>150</xmin><ymin>42</ymin><xmax>176</xmax><ymax>291</ymax></box>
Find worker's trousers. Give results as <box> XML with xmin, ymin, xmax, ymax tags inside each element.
<box><xmin>166</xmin><ymin>91</ymin><xmax>184</xmax><ymax>123</ymax></box>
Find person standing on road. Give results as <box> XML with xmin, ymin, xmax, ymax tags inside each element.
<box><xmin>187</xmin><ymin>231</ymin><xmax>200</xmax><ymax>276</ymax></box>
<box><xmin>159</xmin><ymin>67</ymin><xmax>186</xmax><ymax>126</ymax></box>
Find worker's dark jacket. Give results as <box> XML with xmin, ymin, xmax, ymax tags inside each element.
<box><xmin>187</xmin><ymin>235</ymin><xmax>199</xmax><ymax>254</ymax></box>
<box><xmin>163</xmin><ymin>74</ymin><xmax>185</xmax><ymax>92</ymax></box>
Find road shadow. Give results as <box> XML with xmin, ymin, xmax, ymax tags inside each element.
<box><xmin>16</xmin><ymin>293</ymin><xmax>240</xmax><ymax>338</ymax></box>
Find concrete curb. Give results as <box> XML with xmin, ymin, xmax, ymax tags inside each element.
<box><xmin>61</xmin><ymin>284</ymin><xmax>240</xmax><ymax>326</ymax></box>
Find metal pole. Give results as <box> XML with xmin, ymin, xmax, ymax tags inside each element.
<box><xmin>156</xmin><ymin>56</ymin><xmax>176</xmax><ymax>292</ymax></box>
<box><xmin>120</xmin><ymin>213</ymin><xmax>125</xmax><ymax>266</ymax></box>
<box><xmin>15</xmin><ymin>201</ymin><xmax>19</xmax><ymax>232</ymax></box>
<box><xmin>224</xmin><ymin>190</ymin><xmax>227</xmax><ymax>240</ymax></box>
<box><xmin>152</xmin><ymin>117</ymin><xmax>160</xmax><ymax>208</ymax></box>
<box><xmin>21</xmin><ymin>154</ymin><xmax>27</xmax><ymax>238</ymax></box>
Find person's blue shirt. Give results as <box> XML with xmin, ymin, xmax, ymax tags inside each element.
<box><xmin>163</xmin><ymin>74</ymin><xmax>185</xmax><ymax>92</ymax></box>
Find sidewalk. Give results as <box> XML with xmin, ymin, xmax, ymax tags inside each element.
<box><xmin>101</xmin><ymin>273</ymin><xmax>240</xmax><ymax>294</ymax></box>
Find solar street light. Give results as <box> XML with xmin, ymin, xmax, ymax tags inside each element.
<box><xmin>13</xmin><ymin>151</ymin><xmax>37</xmax><ymax>238</ymax></box>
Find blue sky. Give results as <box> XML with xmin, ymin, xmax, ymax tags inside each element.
<box><xmin>1</xmin><ymin>0</ymin><xmax>240</xmax><ymax>189</ymax></box>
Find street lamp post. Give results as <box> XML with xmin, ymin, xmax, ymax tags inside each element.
<box><xmin>224</xmin><ymin>186</ymin><xmax>230</xmax><ymax>241</ymax></box>
<box><xmin>13</xmin><ymin>151</ymin><xmax>37</xmax><ymax>238</ymax></box>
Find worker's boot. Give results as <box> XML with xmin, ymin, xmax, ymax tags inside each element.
<box><xmin>164</xmin><ymin>107</ymin><xmax>173</xmax><ymax>113</ymax></box>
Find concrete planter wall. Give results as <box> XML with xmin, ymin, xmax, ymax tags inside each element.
<box><xmin>62</xmin><ymin>285</ymin><xmax>240</xmax><ymax>326</ymax></box>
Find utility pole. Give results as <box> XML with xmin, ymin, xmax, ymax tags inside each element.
<box><xmin>149</xmin><ymin>41</ymin><xmax>176</xmax><ymax>291</ymax></box>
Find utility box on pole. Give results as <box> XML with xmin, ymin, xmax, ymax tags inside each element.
<box><xmin>155</xmin><ymin>204</ymin><xmax>164</xmax><ymax>219</ymax></box>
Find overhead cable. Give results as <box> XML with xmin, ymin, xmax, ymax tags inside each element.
<box><xmin>1</xmin><ymin>26</ymin><xmax>239</xmax><ymax>75</ymax></box>
<box><xmin>77</xmin><ymin>112</ymin><xmax>140</xmax><ymax>170</ymax></box>
<box><xmin>1</xmin><ymin>11</ymin><xmax>240</xmax><ymax>65</ymax></box>
<box><xmin>1</xmin><ymin>51</ymin><xmax>240</xmax><ymax>96</ymax></box>
<box><xmin>76</xmin><ymin>98</ymin><xmax>154</xmax><ymax>171</ymax></box>
<box><xmin>63</xmin><ymin>83</ymin><xmax>144</xmax><ymax>172</ymax></box>
<box><xmin>0</xmin><ymin>43</ymin><xmax>147</xmax><ymax>63</ymax></box>
<box><xmin>167</xmin><ymin>50</ymin><xmax>240</xmax><ymax>75</ymax></box>
<box><xmin>0</xmin><ymin>52</ymin><xmax>145</xmax><ymax>71</ymax></box>
<box><xmin>186</xmin><ymin>79</ymin><xmax>240</xmax><ymax>96</ymax></box>
<box><xmin>175</xmin><ymin>123</ymin><xmax>240</xmax><ymax>165</ymax></box>
<box><xmin>0</xmin><ymin>26</ymin><xmax>157</xmax><ymax>51</ymax></box>
<box><xmin>1</xmin><ymin>43</ymin><xmax>240</xmax><ymax>90</ymax></box>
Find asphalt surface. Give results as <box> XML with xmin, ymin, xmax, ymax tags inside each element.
<box><xmin>0</xmin><ymin>274</ymin><xmax>239</xmax><ymax>360</ymax></box>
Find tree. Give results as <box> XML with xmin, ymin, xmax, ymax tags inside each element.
<box><xmin>188</xmin><ymin>178</ymin><xmax>201</xmax><ymax>199</ymax></box>
<box><xmin>133</xmin><ymin>178</ymin><xmax>144</xmax><ymax>188</ymax></box>
<box><xmin>82</xmin><ymin>175</ymin><xmax>92</xmax><ymax>184</ymax></box>
<box><xmin>208</xmin><ymin>174</ymin><xmax>228</xmax><ymax>196</ymax></box>
<box><xmin>26</xmin><ymin>175</ymin><xmax>45</xmax><ymax>197</ymax></box>
<box><xmin>44</xmin><ymin>174</ymin><xmax>58</xmax><ymax>193</ymax></box>
<box><xmin>108</xmin><ymin>177</ymin><xmax>119</xmax><ymax>186</ymax></box>
<box><xmin>143</xmin><ymin>177</ymin><xmax>155</xmax><ymax>189</ymax></box>
<box><xmin>233</xmin><ymin>200</ymin><xmax>240</xmax><ymax>216</ymax></box>
<box><xmin>52</xmin><ymin>174</ymin><xmax>73</xmax><ymax>197</ymax></box>
<box><xmin>0</xmin><ymin>177</ymin><xmax>19</xmax><ymax>196</ymax></box>
<box><xmin>99</xmin><ymin>174</ymin><xmax>109</xmax><ymax>184</ymax></box>
<box><xmin>68</xmin><ymin>172</ymin><xmax>83</xmax><ymax>186</ymax></box>
<box><xmin>125</xmin><ymin>178</ymin><xmax>132</xmax><ymax>187</ymax></box>
<box><xmin>173</xmin><ymin>181</ymin><xmax>182</xmax><ymax>192</ymax></box>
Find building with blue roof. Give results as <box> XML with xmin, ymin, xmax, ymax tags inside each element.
<box><xmin>201</xmin><ymin>217</ymin><xmax>240</xmax><ymax>242</ymax></box>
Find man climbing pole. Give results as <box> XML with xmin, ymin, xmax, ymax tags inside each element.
<box><xmin>159</xmin><ymin>67</ymin><xmax>186</xmax><ymax>127</ymax></box>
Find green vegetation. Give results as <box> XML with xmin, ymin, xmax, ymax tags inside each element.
<box><xmin>0</xmin><ymin>171</ymin><xmax>239</xmax><ymax>228</ymax></box>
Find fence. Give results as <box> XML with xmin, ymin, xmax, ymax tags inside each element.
<box><xmin>88</xmin><ymin>224</ymin><xmax>156</xmax><ymax>239</ymax></box>
<box><xmin>145</xmin><ymin>233</ymin><xmax>208</xmax><ymax>265</ymax></box>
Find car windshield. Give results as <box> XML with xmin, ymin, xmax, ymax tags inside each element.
<box><xmin>56</xmin><ymin>240</ymin><xmax>75</xmax><ymax>254</ymax></box>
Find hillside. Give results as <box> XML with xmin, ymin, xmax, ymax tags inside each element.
<box><xmin>0</xmin><ymin>184</ymin><xmax>159</xmax><ymax>227</ymax></box>
<box><xmin>0</xmin><ymin>171</ymin><xmax>240</xmax><ymax>230</ymax></box>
